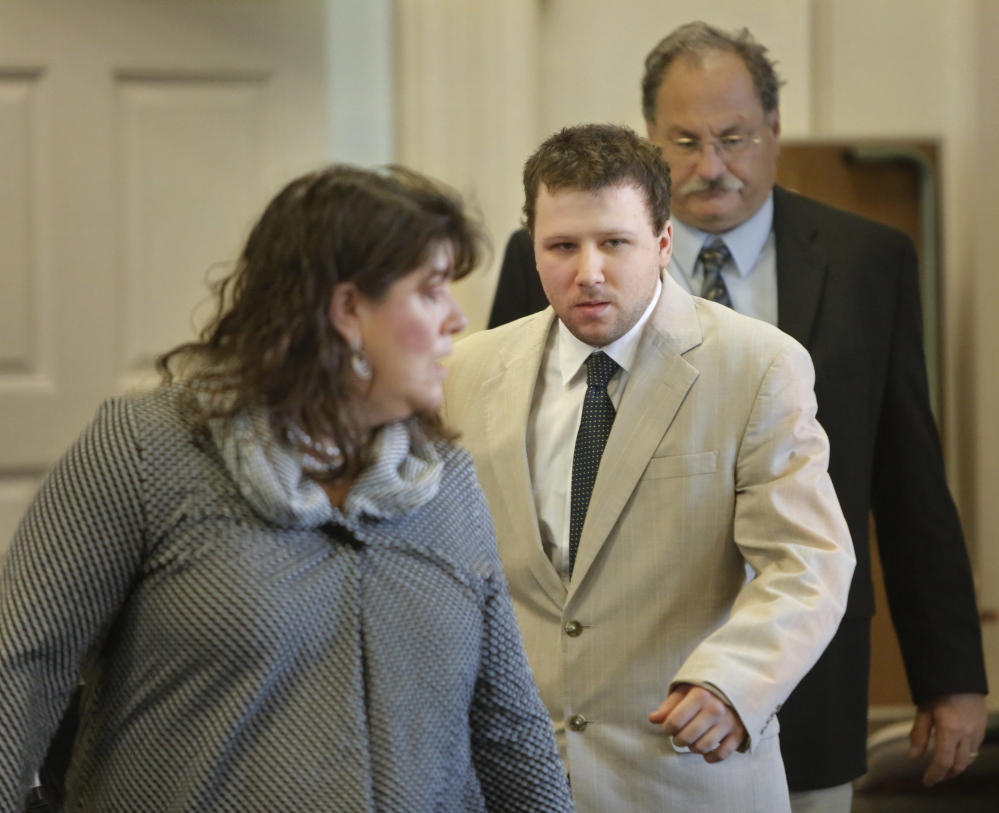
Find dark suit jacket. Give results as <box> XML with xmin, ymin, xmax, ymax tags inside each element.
<box><xmin>486</xmin><ymin>186</ymin><xmax>987</xmax><ymax>790</ymax></box>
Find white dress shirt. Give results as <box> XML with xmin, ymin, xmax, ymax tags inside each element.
<box><xmin>527</xmin><ymin>278</ymin><xmax>662</xmax><ymax>581</ymax></box>
<box><xmin>668</xmin><ymin>192</ymin><xmax>778</xmax><ymax>326</ymax></box>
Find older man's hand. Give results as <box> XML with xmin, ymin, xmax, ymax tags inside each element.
<box><xmin>908</xmin><ymin>692</ymin><xmax>987</xmax><ymax>786</ymax></box>
<box><xmin>649</xmin><ymin>683</ymin><xmax>747</xmax><ymax>764</ymax></box>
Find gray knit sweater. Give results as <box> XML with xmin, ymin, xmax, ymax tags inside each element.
<box><xmin>0</xmin><ymin>385</ymin><xmax>573</xmax><ymax>812</ymax></box>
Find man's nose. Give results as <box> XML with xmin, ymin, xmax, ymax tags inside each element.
<box><xmin>575</xmin><ymin>244</ymin><xmax>604</xmax><ymax>286</ymax></box>
<box><xmin>693</xmin><ymin>141</ymin><xmax>727</xmax><ymax>178</ymax></box>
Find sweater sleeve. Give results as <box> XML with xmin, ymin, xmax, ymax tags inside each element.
<box><xmin>0</xmin><ymin>397</ymin><xmax>147</xmax><ymax>809</ymax></box>
<box><xmin>465</xmin><ymin>467</ymin><xmax>573</xmax><ymax>812</ymax></box>
<box><xmin>470</xmin><ymin>572</ymin><xmax>574</xmax><ymax>813</ymax></box>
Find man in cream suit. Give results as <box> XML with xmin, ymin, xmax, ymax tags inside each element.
<box><xmin>442</xmin><ymin>124</ymin><xmax>855</xmax><ymax>812</ymax></box>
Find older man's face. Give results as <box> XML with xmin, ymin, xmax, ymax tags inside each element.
<box><xmin>647</xmin><ymin>49</ymin><xmax>780</xmax><ymax>234</ymax></box>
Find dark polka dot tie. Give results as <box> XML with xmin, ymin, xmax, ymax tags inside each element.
<box><xmin>568</xmin><ymin>351</ymin><xmax>619</xmax><ymax>577</ymax></box>
<box><xmin>698</xmin><ymin>237</ymin><xmax>733</xmax><ymax>308</ymax></box>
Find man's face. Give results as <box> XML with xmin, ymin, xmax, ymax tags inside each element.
<box><xmin>646</xmin><ymin>50</ymin><xmax>780</xmax><ymax>234</ymax></box>
<box><xmin>533</xmin><ymin>183</ymin><xmax>671</xmax><ymax>348</ymax></box>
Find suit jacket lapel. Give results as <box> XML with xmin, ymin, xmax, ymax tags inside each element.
<box><xmin>568</xmin><ymin>275</ymin><xmax>701</xmax><ymax>594</ymax></box>
<box><xmin>774</xmin><ymin>185</ymin><xmax>829</xmax><ymax>347</ymax></box>
<box><xmin>481</xmin><ymin>309</ymin><xmax>568</xmax><ymax>605</ymax></box>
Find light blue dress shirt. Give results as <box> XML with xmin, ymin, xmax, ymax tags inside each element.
<box><xmin>667</xmin><ymin>193</ymin><xmax>778</xmax><ymax>326</ymax></box>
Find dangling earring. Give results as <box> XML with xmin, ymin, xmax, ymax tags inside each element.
<box><xmin>349</xmin><ymin>338</ymin><xmax>373</xmax><ymax>381</ymax></box>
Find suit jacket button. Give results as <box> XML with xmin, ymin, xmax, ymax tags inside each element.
<box><xmin>568</xmin><ymin>714</ymin><xmax>588</xmax><ymax>732</ymax></box>
<box><xmin>564</xmin><ymin>620</ymin><xmax>583</xmax><ymax>637</ymax></box>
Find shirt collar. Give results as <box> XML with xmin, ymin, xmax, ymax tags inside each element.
<box><xmin>669</xmin><ymin>191</ymin><xmax>774</xmax><ymax>280</ymax></box>
<box><xmin>556</xmin><ymin>276</ymin><xmax>662</xmax><ymax>387</ymax></box>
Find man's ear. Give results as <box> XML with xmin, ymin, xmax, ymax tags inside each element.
<box><xmin>328</xmin><ymin>281</ymin><xmax>363</xmax><ymax>346</ymax></box>
<box><xmin>768</xmin><ymin>108</ymin><xmax>781</xmax><ymax>138</ymax></box>
<box><xmin>658</xmin><ymin>219</ymin><xmax>673</xmax><ymax>269</ymax></box>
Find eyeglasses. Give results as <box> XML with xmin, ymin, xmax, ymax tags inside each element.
<box><xmin>663</xmin><ymin>133</ymin><xmax>762</xmax><ymax>160</ymax></box>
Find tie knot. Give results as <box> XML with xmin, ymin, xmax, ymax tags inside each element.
<box><xmin>698</xmin><ymin>238</ymin><xmax>731</xmax><ymax>271</ymax></box>
<box><xmin>586</xmin><ymin>351</ymin><xmax>619</xmax><ymax>389</ymax></box>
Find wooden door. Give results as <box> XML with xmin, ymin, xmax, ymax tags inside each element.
<box><xmin>0</xmin><ymin>0</ymin><xmax>330</xmax><ymax>555</ymax></box>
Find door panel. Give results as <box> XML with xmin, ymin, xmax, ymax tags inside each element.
<box><xmin>117</xmin><ymin>74</ymin><xmax>272</xmax><ymax>391</ymax></box>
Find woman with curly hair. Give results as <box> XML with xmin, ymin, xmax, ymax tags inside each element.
<box><xmin>0</xmin><ymin>165</ymin><xmax>574</xmax><ymax>813</ymax></box>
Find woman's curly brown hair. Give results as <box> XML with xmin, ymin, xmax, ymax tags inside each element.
<box><xmin>158</xmin><ymin>164</ymin><xmax>485</xmax><ymax>478</ymax></box>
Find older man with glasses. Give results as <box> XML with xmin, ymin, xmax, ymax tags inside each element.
<box><xmin>488</xmin><ymin>20</ymin><xmax>987</xmax><ymax>813</ymax></box>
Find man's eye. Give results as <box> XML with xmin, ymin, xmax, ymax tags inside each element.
<box><xmin>673</xmin><ymin>138</ymin><xmax>699</xmax><ymax>151</ymax></box>
<box><xmin>720</xmin><ymin>135</ymin><xmax>746</xmax><ymax>147</ymax></box>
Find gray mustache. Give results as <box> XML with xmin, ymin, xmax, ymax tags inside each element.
<box><xmin>679</xmin><ymin>175</ymin><xmax>745</xmax><ymax>195</ymax></box>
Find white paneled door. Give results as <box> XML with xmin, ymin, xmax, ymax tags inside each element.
<box><xmin>0</xmin><ymin>0</ymin><xmax>330</xmax><ymax>553</ymax></box>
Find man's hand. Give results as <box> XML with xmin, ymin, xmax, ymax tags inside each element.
<box><xmin>907</xmin><ymin>692</ymin><xmax>987</xmax><ymax>786</ymax></box>
<box><xmin>648</xmin><ymin>683</ymin><xmax>747</xmax><ymax>763</ymax></box>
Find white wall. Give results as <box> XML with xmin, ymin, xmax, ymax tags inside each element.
<box><xmin>395</xmin><ymin>0</ymin><xmax>543</xmax><ymax>332</ymax></box>
<box><xmin>326</xmin><ymin>0</ymin><xmax>394</xmax><ymax>166</ymax></box>
<box><xmin>539</xmin><ymin>0</ymin><xmax>813</xmax><ymax>137</ymax></box>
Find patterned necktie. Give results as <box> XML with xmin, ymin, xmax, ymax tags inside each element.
<box><xmin>698</xmin><ymin>237</ymin><xmax>733</xmax><ymax>308</ymax></box>
<box><xmin>568</xmin><ymin>351</ymin><xmax>619</xmax><ymax>577</ymax></box>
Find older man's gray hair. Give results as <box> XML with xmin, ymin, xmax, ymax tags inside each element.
<box><xmin>641</xmin><ymin>21</ymin><xmax>784</xmax><ymax>123</ymax></box>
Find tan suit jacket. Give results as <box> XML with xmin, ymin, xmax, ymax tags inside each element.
<box><xmin>442</xmin><ymin>274</ymin><xmax>854</xmax><ymax>813</ymax></box>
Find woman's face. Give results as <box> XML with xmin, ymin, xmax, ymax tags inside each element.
<box><xmin>336</xmin><ymin>243</ymin><xmax>467</xmax><ymax>428</ymax></box>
